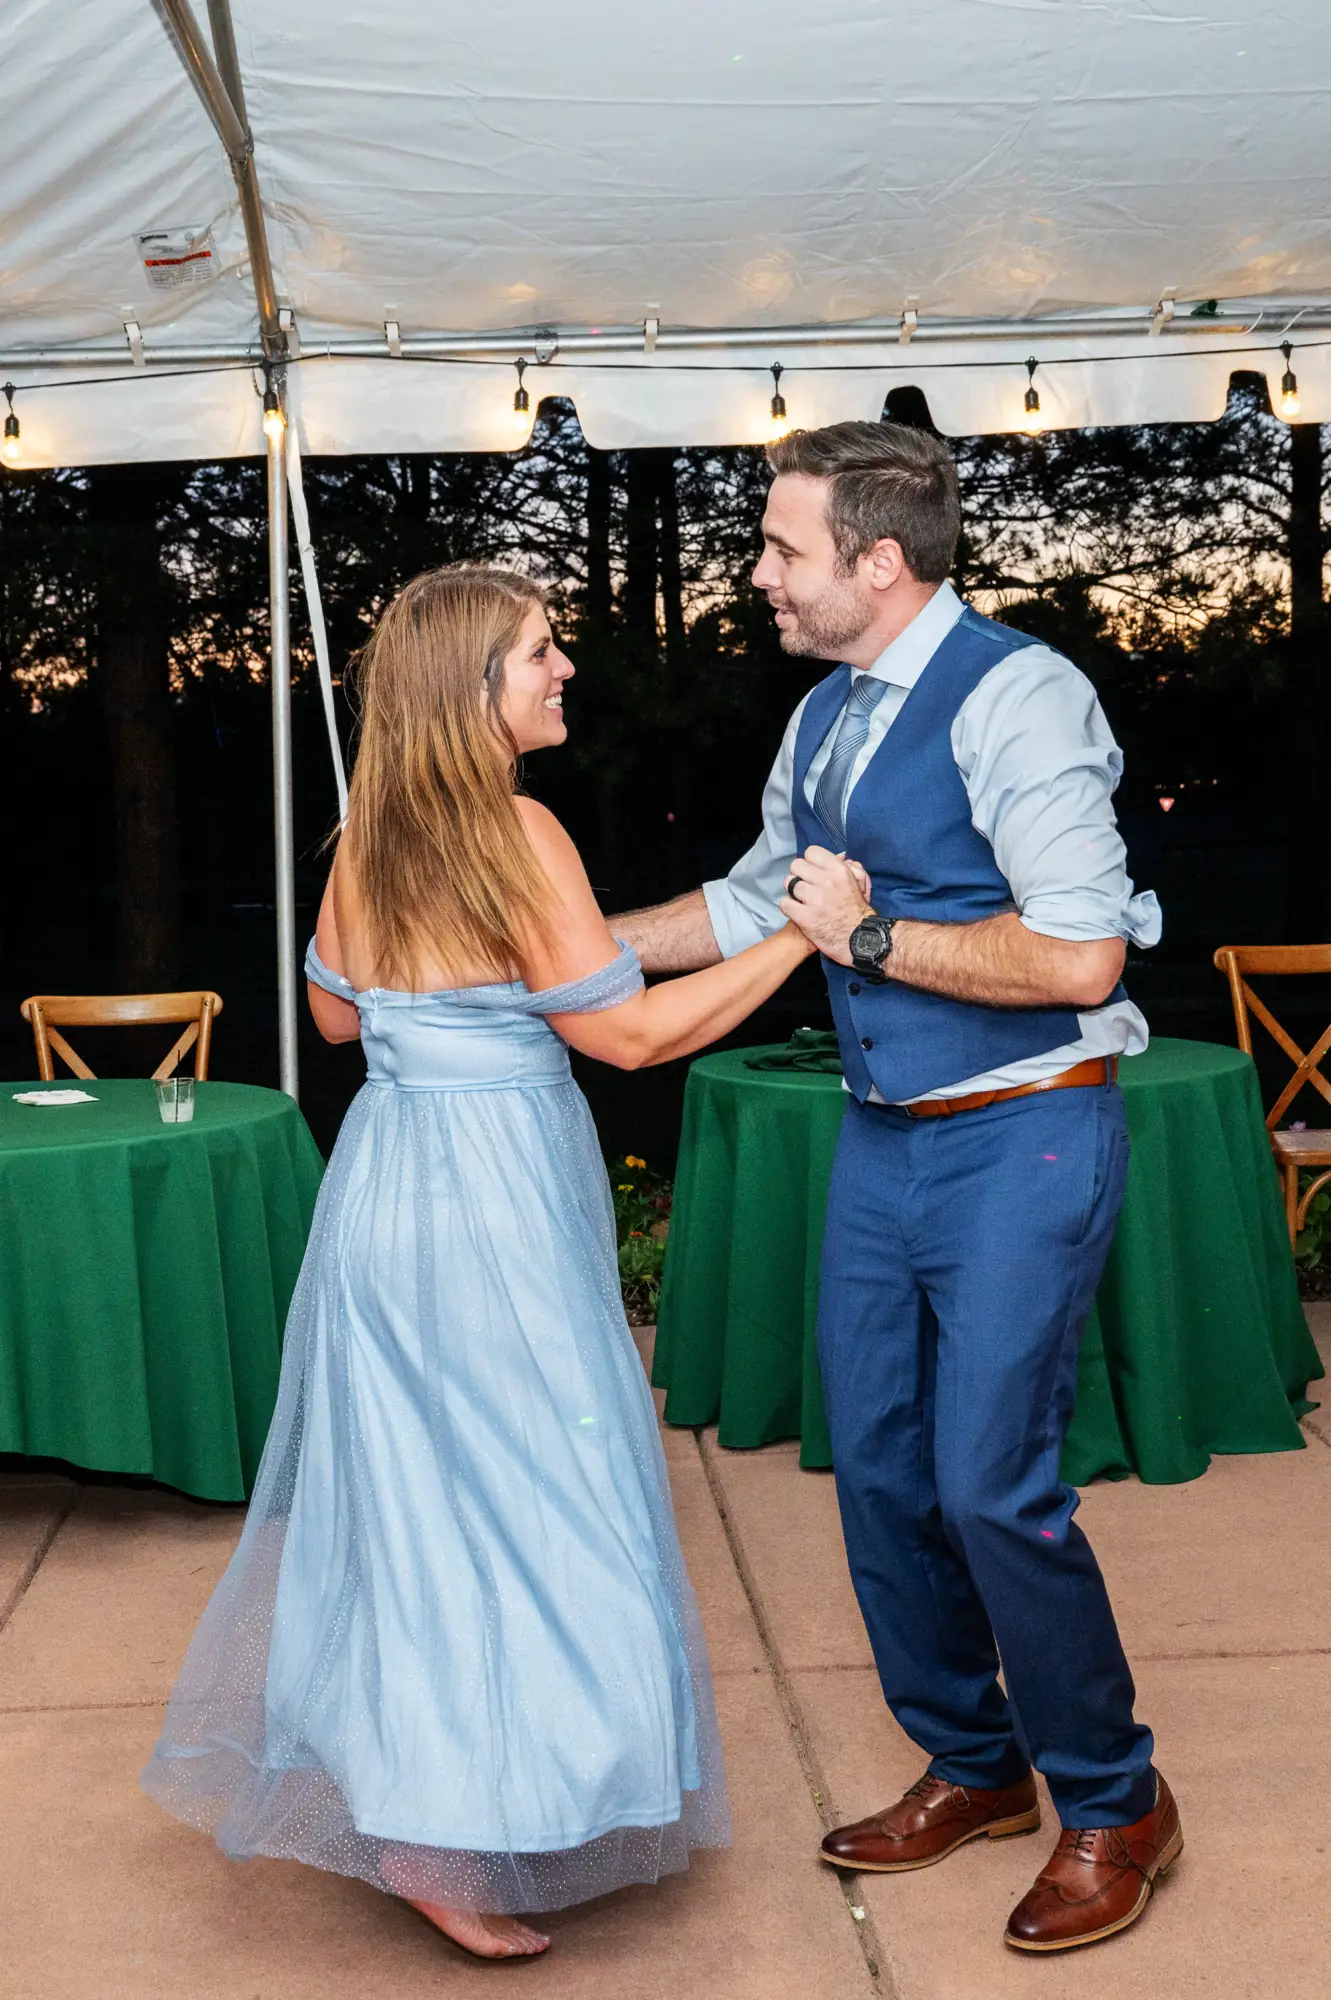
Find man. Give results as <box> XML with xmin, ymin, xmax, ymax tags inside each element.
<box><xmin>614</xmin><ymin>421</ymin><xmax>1182</xmax><ymax>1954</ymax></box>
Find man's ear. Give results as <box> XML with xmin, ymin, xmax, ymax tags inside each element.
<box><xmin>863</xmin><ymin>537</ymin><xmax>907</xmax><ymax>593</ymax></box>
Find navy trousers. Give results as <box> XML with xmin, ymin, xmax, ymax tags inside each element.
<box><xmin>817</xmin><ymin>1081</ymin><xmax>1156</xmax><ymax>1827</ymax></box>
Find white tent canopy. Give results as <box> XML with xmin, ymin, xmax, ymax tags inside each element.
<box><xmin>7</xmin><ymin>0</ymin><xmax>1331</xmax><ymax>466</ymax></box>
<box><xmin>6</xmin><ymin>0</ymin><xmax>1329</xmax><ymax>1095</ymax></box>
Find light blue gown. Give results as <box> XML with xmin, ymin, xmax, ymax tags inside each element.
<box><xmin>142</xmin><ymin>943</ymin><xmax>730</xmax><ymax>1913</ymax></box>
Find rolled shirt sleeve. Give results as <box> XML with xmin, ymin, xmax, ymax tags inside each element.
<box><xmin>701</xmin><ymin>694</ymin><xmax>808</xmax><ymax>958</ymax></box>
<box><xmin>952</xmin><ymin>647</ymin><xmax>1161</xmax><ymax>947</ymax></box>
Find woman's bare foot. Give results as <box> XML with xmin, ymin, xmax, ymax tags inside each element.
<box><xmin>406</xmin><ymin>1898</ymin><xmax>551</xmax><ymax>1959</ymax></box>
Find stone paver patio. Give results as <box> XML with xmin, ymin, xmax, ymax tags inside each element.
<box><xmin>2</xmin><ymin>1309</ymin><xmax>1327</xmax><ymax>2000</ymax></box>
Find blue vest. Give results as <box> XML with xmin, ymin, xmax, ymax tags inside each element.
<box><xmin>792</xmin><ymin>606</ymin><xmax>1105</xmax><ymax>1102</ymax></box>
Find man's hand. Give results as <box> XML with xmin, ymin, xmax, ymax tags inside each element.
<box><xmin>778</xmin><ymin>847</ymin><xmax>874</xmax><ymax>965</ymax></box>
<box><xmin>778</xmin><ymin>847</ymin><xmax>1126</xmax><ymax>1007</ymax></box>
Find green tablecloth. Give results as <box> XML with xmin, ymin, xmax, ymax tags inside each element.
<box><xmin>653</xmin><ymin>1038</ymin><xmax>1323</xmax><ymax>1483</ymax></box>
<box><xmin>0</xmin><ymin>1079</ymin><xmax>324</xmax><ymax>1501</ymax></box>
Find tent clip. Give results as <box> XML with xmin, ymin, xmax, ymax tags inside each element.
<box><xmin>899</xmin><ymin>296</ymin><xmax>919</xmax><ymax>344</ymax></box>
<box><xmin>1151</xmin><ymin>287</ymin><xmax>1177</xmax><ymax>336</ymax></box>
<box><xmin>534</xmin><ymin>327</ymin><xmax>559</xmax><ymax>365</ymax></box>
<box><xmin>121</xmin><ymin>313</ymin><xmax>145</xmax><ymax>368</ymax></box>
<box><xmin>279</xmin><ymin>306</ymin><xmax>301</xmax><ymax>358</ymax></box>
<box><xmin>384</xmin><ymin>316</ymin><xmax>402</xmax><ymax>358</ymax></box>
<box><xmin>644</xmin><ymin>313</ymin><xmax>660</xmax><ymax>354</ymax></box>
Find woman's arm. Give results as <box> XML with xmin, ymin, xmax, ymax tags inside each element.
<box><xmin>516</xmin><ymin>800</ymin><xmax>814</xmax><ymax>1069</ymax></box>
<box><xmin>309</xmin><ymin>867</ymin><xmax>363</xmax><ymax>1044</ymax></box>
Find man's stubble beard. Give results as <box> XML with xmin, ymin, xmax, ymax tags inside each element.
<box><xmin>772</xmin><ymin>570</ymin><xmax>874</xmax><ymax>661</ymax></box>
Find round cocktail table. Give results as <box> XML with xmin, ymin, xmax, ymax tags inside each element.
<box><xmin>0</xmin><ymin>1079</ymin><xmax>324</xmax><ymax>1499</ymax></box>
<box><xmin>653</xmin><ymin>1038</ymin><xmax>1322</xmax><ymax>1482</ymax></box>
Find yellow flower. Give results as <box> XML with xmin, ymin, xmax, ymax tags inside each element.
<box><xmin>625</xmin><ymin>1154</ymin><xmax>647</xmax><ymax>1169</ymax></box>
<box><xmin>617</xmin><ymin>1183</ymin><xmax>634</xmax><ymax>1192</ymax></box>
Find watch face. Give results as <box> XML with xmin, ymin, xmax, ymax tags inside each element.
<box><xmin>851</xmin><ymin>918</ymin><xmax>890</xmax><ymax>962</ymax></box>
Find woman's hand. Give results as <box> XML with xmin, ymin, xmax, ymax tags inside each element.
<box><xmin>843</xmin><ymin>857</ymin><xmax>873</xmax><ymax>902</ymax></box>
<box><xmin>782</xmin><ymin>917</ymin><xmax>820</xmax><ymax>960</ymax></box>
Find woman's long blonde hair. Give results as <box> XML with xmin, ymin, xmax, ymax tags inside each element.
<box><xmin>340</xmin><ymin>564</ymin><xmax>555</xmax><ymax>986</ymax></box>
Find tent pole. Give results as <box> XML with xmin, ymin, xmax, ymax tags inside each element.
<box><xmin>159</xmin><ymin>0</ymin><xmax>295</xmax><ymax>1089</ymax></box>
<box><xmin>157</xmin><ymin>0</ymin><xmax>283</xmax><ymax>355</ymax></box>
<box><xmin>267</xmin><ymin>395</ymin><xmax>298</xmax><ymax>1100</ymax></box>
<box><xmin>11</xmin><ymin>296</ymin><xmax>1331</xmax><ymax>374</ymax></box>
<box><xmin>204</xmin><ymin>0</ymin><xmax>248</xmax><ymax>123</ymax></box>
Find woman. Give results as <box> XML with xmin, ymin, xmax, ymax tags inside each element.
<box><xmin>142</xmin><ymin>565</ymin><xmax>813</xmax><ymax>1960</ymax></box>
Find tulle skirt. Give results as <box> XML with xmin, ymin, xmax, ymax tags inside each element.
<box><xmin>142</xmin><ymin>1077</ymin><xmax>730</xmax><ymax>1912</ymax></box>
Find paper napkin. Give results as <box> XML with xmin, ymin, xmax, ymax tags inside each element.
<box><xmin>12</xmin><ymin>1089</ymin><xmax>99</xmax><ymax>1106</ymax></box>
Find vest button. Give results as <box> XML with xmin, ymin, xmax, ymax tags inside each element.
<box><xmin>861</xmin><ymin>1036</ymin><xmax>873</xmax><ymax>1051</ymax></box>
<box><xmin>848</xmin><ymin>981</ymin><xmax>861</xmax><ymax>996</ymax></box>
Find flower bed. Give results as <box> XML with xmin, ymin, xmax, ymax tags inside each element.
<box><xmin>609</xmin><ymin>1154</ymin><xmax>672</xmax><ymax>1324</ymax></box>
<box><xmin>1297</xmin><ymin>1166</ymin><xmax>1331</xmax><ymax>1299</ymax></box>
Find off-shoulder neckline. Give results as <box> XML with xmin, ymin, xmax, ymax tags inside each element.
<box><xmin>305</xmin><ymin>939</ymin><xmax>518</xmax><ymax>1000</ymax></box>
<box><xmin>307</xmin><ymin>940</ymin><xmax>634</xmax><ymax>1005</ymax></box>
<box><xmin>357</xmin><ymin>978</ymin><xmax>525</xmax><ymax>1002</ymax></box>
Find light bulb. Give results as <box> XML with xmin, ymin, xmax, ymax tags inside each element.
<box><xmin>2</xmin><ymin>419</ymin><xmax>19</xmax><ymax>464</ymax></box>
<box><xmin>262</xmin><ymin>386</ymin><xmax>285</xmax><ymax>442</ymax></box>
<box><xmin>768</xmin><ymin>363</ymin><xmax>789</xmax><ymax>436</ymax></box>
<box><xmin>511</xmin><ymin>358</ymin><xmax>531</xmax><ymax>436</ymax></box>
<box><xmin>1280</xmin><ymin>383</ymin><xmax>1301</xmax><ymax>419</ymax></box>
<box><xmin>1021</xmin><ymin>356</ymin><xmax>1042</xmax><ymax>434</ymax></box>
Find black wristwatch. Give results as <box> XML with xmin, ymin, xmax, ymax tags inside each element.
<box><xmin>849</xmin><ymin>914</ymin><xmax>895</xmax><ymax>984</ymax></box>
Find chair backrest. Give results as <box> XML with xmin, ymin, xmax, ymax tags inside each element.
<box><xmin>19</xmin><ymin>992</ymin><xmax>224</xmax><ymax>1083</ymax></box>
<box><xmin>1213</xmin><ymin>945</ymin><xmax>1331</xmax><ymax>1129</ymax></box>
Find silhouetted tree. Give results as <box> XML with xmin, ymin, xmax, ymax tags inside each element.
<box><xmin>86</xmin><ymin>462</ymin><xmax>189</xmax><ymax>986</ymax></box>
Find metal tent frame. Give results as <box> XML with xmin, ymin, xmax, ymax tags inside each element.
<box><xmin>159</xmin><ymin>0</ymin><xmax>300</xmax><ymax>1096</ymax></box>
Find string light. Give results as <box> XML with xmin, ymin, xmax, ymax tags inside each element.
<box><xmin>769</xmin><ymin>362</ymin><xmax>790</xmax><ymax>437</ymax></box>
<box><xmin>1021</xmin><ymin>357</ymin><xmax>1042</xmax><ymax>435</ymax></box>
<box><xmin>1279</xmin><ymin>341</ymin><xmax>1301</xmax><ymax>420</ymax></box>
<box><xmin>261</xmin><ymin>374</ymin><xmax>286</xmax><ymax>442</ymax></box>
<box><xmin>2</xmin><ymin>384</ymin><xmax>20</xmax><ymax>465</ymax></box>
<box><xmin>512</xmin><ymin>357</ymin><xmax>531</xmax><ymax>434</ymax></box>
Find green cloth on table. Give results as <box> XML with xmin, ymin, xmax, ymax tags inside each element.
<box><xmin>653</xmin><ymin>1038</ymin><xmax>1323</xmax><ymax>1483</ymax></box>
<box><xmin>743</xmin><ymin>1028</ymin><xmax>844</xmax><ymax>1073</ymax></box>
<box><xmin>0</xmin><ymin>1079</ymin><xmax>324</xmax><ymax>1501</ymax></box>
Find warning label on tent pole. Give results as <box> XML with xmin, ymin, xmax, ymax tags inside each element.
<box><xmin>135</xmin><ymin>227</ymin><xmax>218</xmax><ymax>291</ymax></box>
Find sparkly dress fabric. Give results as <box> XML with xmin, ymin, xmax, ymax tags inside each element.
<box><xmin>142</xmin><ymin>942</ymin><xmax>729</xmax><ymax>1913</ymax></box>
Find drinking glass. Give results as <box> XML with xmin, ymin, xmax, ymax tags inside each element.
<box><xmin>155</xmin><ymin>1077</ymin><xmax>196</xmax><ymax>1123</ymax></box>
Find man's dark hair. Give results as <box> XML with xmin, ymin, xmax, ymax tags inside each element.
<box><xmin>766</xmin><ymin>421</ymin><xmax>961</xmax><ymax>584</ymax></box>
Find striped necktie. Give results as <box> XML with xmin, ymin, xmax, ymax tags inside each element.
<box><xmin>812</xmin><ymin>672</ymin><xmax>887</xmax><ymax>846</ymax></box>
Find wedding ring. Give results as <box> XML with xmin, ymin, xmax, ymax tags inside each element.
<box><xmin>784</xmin><ymin>875</ymin><xmax>801</xmax><ymax>902</ymax></box>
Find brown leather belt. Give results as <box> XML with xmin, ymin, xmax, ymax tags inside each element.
<box><xmin>903</xmin><ymin>1055</ymin><xmax>1118</xmax><ymax>1119</ymax></box>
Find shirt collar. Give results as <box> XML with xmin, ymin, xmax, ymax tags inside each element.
<box><xmin>860</xmin><ymin>581</ymin><xmax>964</xmax><ymax>689</ymax></box>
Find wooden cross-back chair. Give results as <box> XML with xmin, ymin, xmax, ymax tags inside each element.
<box><xmin>1213</xmin><ymin>945</ymin><xmax>1331</xmax><ymax>1246</ymax></box>
<box><xmin>19</xmin><ymin>992</ymin><xmax>224</xmax><ymax>1084</ymax></box>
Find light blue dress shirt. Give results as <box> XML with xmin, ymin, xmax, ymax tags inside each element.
<box><xmin>702</xmin><ymin>582</ymin><xmax>1161</xmax><ymax>1103</ymax></box>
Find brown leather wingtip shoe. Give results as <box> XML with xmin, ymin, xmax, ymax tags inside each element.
<box><xmin>820</xmin><ymin>1771</ymin><xmax>1040</xmax><ymax>1874</ymax></box>
<box><xmin>1004</xmin><ymin>1773</ymin><xmax>1183</xmax><ymax>1952</ymax></box>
